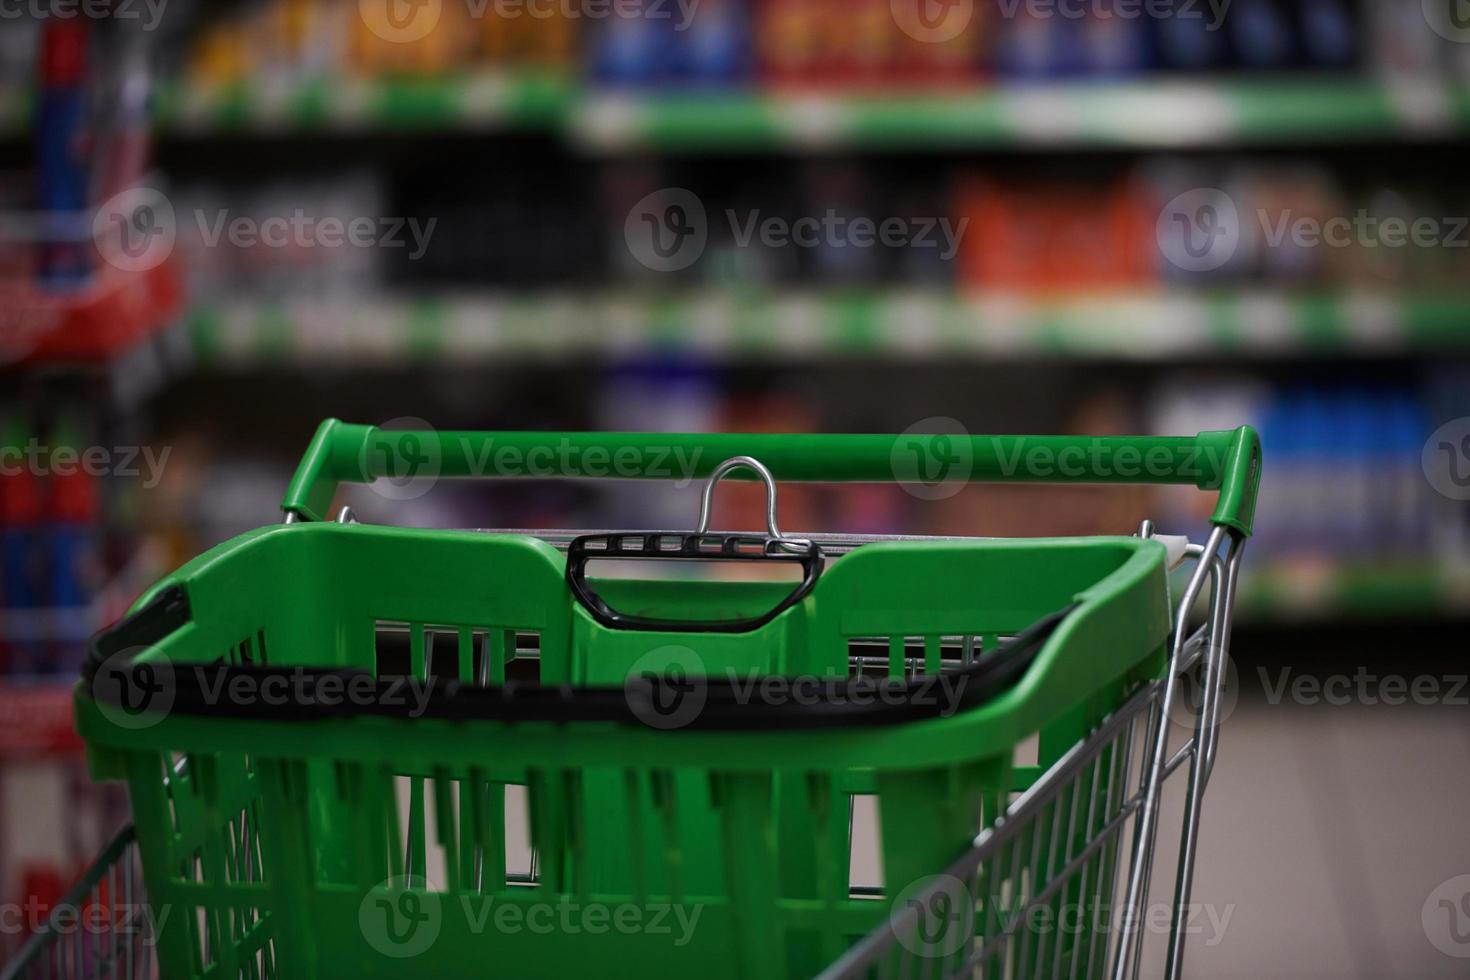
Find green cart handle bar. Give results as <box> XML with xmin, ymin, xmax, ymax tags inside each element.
<box><xmin>281</xmin><ymin>419</ymin><xmax>1261</xmax><ymax>537</ymax></box>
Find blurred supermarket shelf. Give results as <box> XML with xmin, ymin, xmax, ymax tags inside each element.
<box><xmin>573</xmin><ymin>79</ymin><xmax>1470</xmax><ymax>150</ymax></box>
<box><xmin>0</xmin><ymin>546</ymin><xmax>166</xmax><ymax>648</ymax></box>
<box><xmin>1240</xmin><ymin>561</ymin><xmax>1470</xmax><ymax>623</ymax></box>
<box><xmin>0</xmin><ymin>86</ymin><xmax>28</xmax><ymax>137</ymax></box>
<box><xmin>0</xmin><ymin>549</ymin><xmax>165</xmax><ymax>760</ymax></box>
<box><xmin>0</xmin><ymin>262</ymin><xmax>184</xmax><ymax>367</ymax></box>
<box><xmin>150</xmin><ymin>69</ymin><xmax>575</xmax><ymax>135</ymax></box>
<box><xmin>184</xmin><ymin>289</ymin><xmax>1470</xmax><ymax>365</ymax></box>
<box><xmin>1</xmin><ymin>75</ymin><xmax>1456</xmax><ymax>146</ymax></box>
<box><xmin>0</xmin><ymin>682</ymin><xmax>81</xmax><ymax>758</ymax></box>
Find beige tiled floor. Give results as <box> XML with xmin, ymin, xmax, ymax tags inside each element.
<box><xmin>1179</xmin><ymin>695</ymin><xmax>1470</xmax><ymax>979</ymax></box>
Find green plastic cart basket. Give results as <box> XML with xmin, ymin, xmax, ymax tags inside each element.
<box><xmin>34</xmin><ymin>421</ymin><xmax>1256</xmax><ymax>980</ymax></box>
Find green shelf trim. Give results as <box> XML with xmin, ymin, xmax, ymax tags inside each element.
<box><xmin>283</xmin><ymin>77</ymin><xmax>333</xmax><ymax>127</ymax></box>
<box><xmin>648</xmin><ymin>295</ymin><xmax>686</xmax><ymax>347</ymax></box>
<box><xmin>100</xmin><ymin>78</ymin><xmax>1470</xmax><ymax>143</ymax></box>
<box><xmin>730</xmin><ymin>292</ymin><xmax>777</xmax><ymax>353</ymax></box>
<box><xmin>634</xmin><ymin>96</ymin><xmax>788</xmax><ymax>148</ymax></box>
<box><xmin>575</xmin><ymin>81</ymin><xmax>1470</xmax><ymax>149</ymax></box>
<box><xmin>0</xmin><ymin>89</ymin><xmax>34</xmax><ymax>134</ymax></box>
<box><xmin>830</xmin><ymin>292</ymin><xmax>881</xmax><ymax>352</ymax></box>
<box><xmin>205</xmin><ymin>80</ymin><xmax>255</xmax><ymax>131</ymax></box>
<box><xmin>151</xmin><ymin>71</ymin><xmax>576</xmax><ymax>134</ymax></box>
<box><xmin>186</xmin><ymin>306</ymin><xmax>223</xmax><ymax>363</ymax></box>
<box><xmin>1292</xmin><ymin>293</ymin><xmax>1348</xmax><ymax>351</ymax></box>
<box><xmin>1240</xmin><ymin>563</ymin><xmax>1468</xmax><ymax>621</ymax></box>
<box><xmin>1452</xmin><ymin>85</ymin><xmax>1470</xmax><ymax>127</ymax></box>
<box><xmin>253</xmin><ymin>304</ymin><xmax>295</xmax><ymax>358</ymax></box>
<box><xmin>185</xmin><ymin>290</ymin><xmax>1470</xmax><ymax>366</ymax></box>
<box><xmin>1228</xmin><ymin>80</ymin><xmax>1401</xmax><ymax>140</ymax></box>
<box><xmin>1202</xmin><ymin>292</ymin><xmax>1244</xmax><ymax>351</ymax></box>
<box><xmin>1403</xmin><ymin>295</ymin><xmax>1470</xmax><ymax>347</ymax></box>
<box><xmin>841</xmin><ymin>95</ymin><xmax>1012</xmax><ymax>146</ymax></box>
<box><xmin>406</xmin><ymin>297</ymin><xmax>448</xmax><ymax>359</ymax></box>
<box><xmin>372</xmin><ymin>78</ymin><xmax>464</xmax><ymax>127</ymax></box>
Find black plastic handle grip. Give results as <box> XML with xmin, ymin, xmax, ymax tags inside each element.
<box><xmin>565</xmin><ymin>532</ymin><xmax>824</xmax><ymax>633</ymax></box>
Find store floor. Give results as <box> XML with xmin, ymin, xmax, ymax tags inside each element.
<box><xmin>1179</xmin><ymin>683</ymin><xmax>1470</xmax><ymax>978</ymax></box>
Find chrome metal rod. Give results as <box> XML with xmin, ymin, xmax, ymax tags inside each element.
<box><xmin>1113</xmin><ymin>524</ymin><xmax>1228</xmax><ymax>980</ymax></box>
<box><xmin>474</xmin><ymin>527</ymin><xmax>1001</xmax><ymax>556</ymax></box>
<box><xmin>816</xmin><ymin>681</ymin><xmax>1162</xmax><ymax>980</ymax></box>
<box><xmin>1164</xmin><ymin>533</ymin><xmax>1244</xmax><ymax>980</ymax></box>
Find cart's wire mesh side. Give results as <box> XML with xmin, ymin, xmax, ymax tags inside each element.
<box><xmin>819</xmin><ymin>621</ymin><xmax>1216</xmax><ymax>980</ymax></box>
<box><xmin>1</xmin><ymin>825</ymin><xmax>157</xmax><ymax>980</ymax></box>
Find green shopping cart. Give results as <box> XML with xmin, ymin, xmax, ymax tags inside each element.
<box><xmin>10</xmin><ymin>420</ymin><xmax>1258</xmax><ymax>980</ymax></box>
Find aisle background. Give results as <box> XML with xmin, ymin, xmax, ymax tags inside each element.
<box><xmin>2</xmin><ymin>0</ymin><xmax>1470</xmax><ymax>974</ymax></box>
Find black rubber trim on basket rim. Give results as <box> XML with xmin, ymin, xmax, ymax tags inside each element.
<box><xmin>82</xmin><ymin>585</ymin><xmax>191</xmax><ymax>683</ymax></box>
<box><xmin>566</xmin><ymin>532</ymin><xmax>824</xmax><ymax>633</ymax></box>
<box><xmin>81</xmin><ymin>592</ymin><xmax>1075</xmax><ymax>730</ymax></box>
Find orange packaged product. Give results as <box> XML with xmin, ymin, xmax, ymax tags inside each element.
<box><xmin>482</xmin><ymin>2</ymin><xmax>578</xmax><ymax>67</ymax></box>
<box><xmin>954</xmin><ymin>177</ymin><xmax>1153</xmax><ymax>291</ymax></box>
<box><xmin>715</xmin><ymin>394</ymin><xmax>824</xmax><ymax>536</ymax></box>
<box><xmin>1052</xmin><ymin>179</ymin><xmax>1153</xmax><ymax>289</ymax></box>
<box><xmin>840</xmin><ymin>0</ymin><xmax>898</xmax><ymax>88</ymax></box>
<box><xmin>889</xmin><ymin>0</ymin><xmax>982</xmax><ymax>86</ymax></box>
<box><xmin>953</xmin><ymin>179</ymin><xmax>1047</xmax><ymax>290</ymax></box>
<box><xmin>755</xmin><ymin>0</ymin><xmax>820</xmax><ymax>88</ymax></box>
<box><xmin>351</xmin><ymin>0</ymin><xmax>474</xmax><ymax>75</ymax></box>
